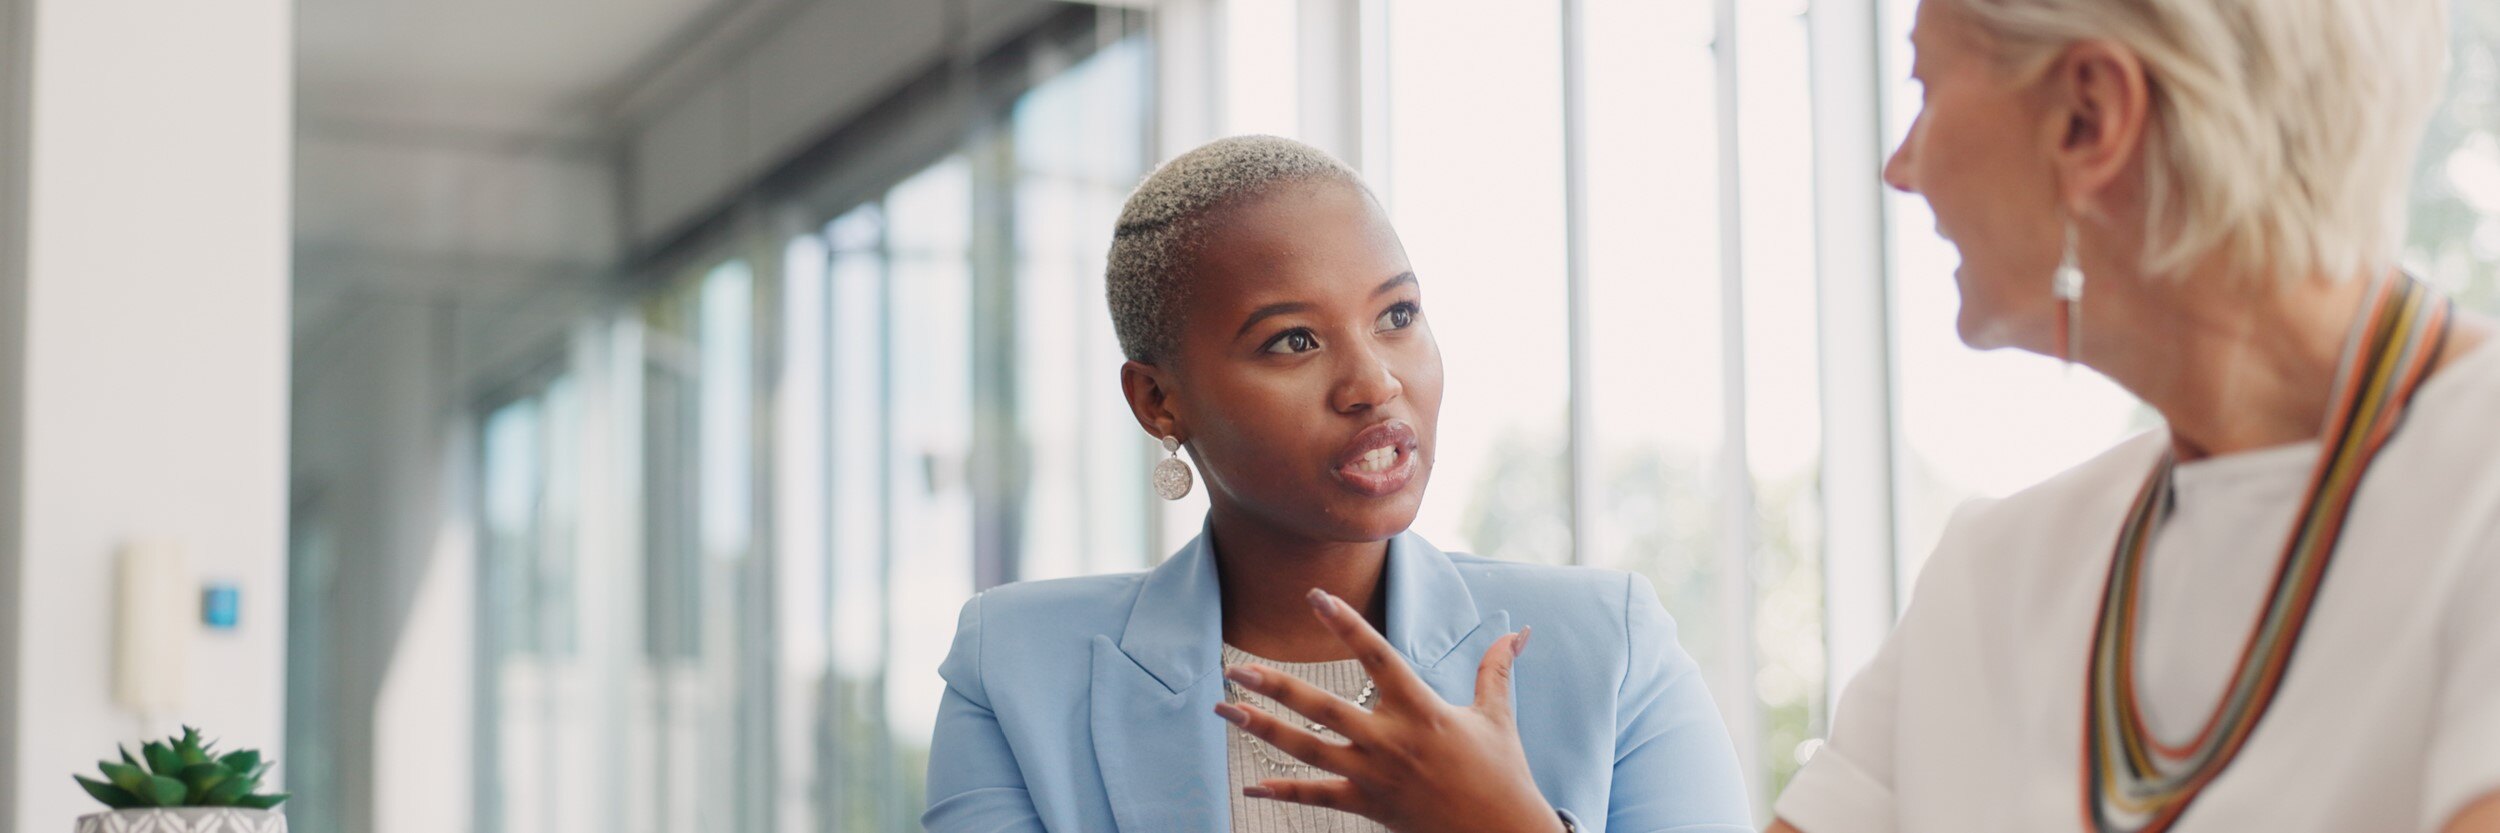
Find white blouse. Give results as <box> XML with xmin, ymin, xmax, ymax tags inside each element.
<box><xmin>1776</xmin><ymin>342</ymin><xmax>2500</xmax><ymax>833</ymax></box>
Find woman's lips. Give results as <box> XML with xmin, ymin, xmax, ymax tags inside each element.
<box><xmin>1333</xmin><ymin>419</ymin><xmax>1421</xmax><ymax>497</ymax></box>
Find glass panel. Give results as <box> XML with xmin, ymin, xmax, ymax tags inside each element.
<box><xmin>2408</xmin><ymin>0</ymin><xmax>2500</xmax><ymax>313</ymax></box>
<box><xmin>825</xmin><ymin>204</ymin><xmax>896</xmax><ymax>831</ymax></box>
<box><xmin>633</xmin><ymin>261</ymin><xmax>769</xmax><ymax>833</ymax></box>
<box><xmin>1387</xmin><ymin>0</ymin><xmax>1573</xmax><ymax>565</ymax></box>
<box><xmin>1581</xmin><ymin>0</ymin><xmax>1747</xmax><ymax>790</ymax></box>
<box><xmin>1736</xmin><ymin>0</ymin><xmax>1826</xmax><ymax>796</ymax></box>
<box><xmin>776</xmin><ymin>234</ymin><xmax>832</xmax><ymax>833</ymax></box>
<box><xmin>478</xmin><ymin>374</ymin><xmax>590</xmax><ymax>833</ymax></box>
<box><xmin>480</xmin><ymin>395</ymin><xmax>543</xmax><ymax>833</ymax></box>
<box><xmin>435</xmin><ymin>21</ymin><xmax>1158</xmax><ymax>833</ymax></box>
<box><xmin>1225</xmin><ymin>0</ymin><xmax>1300</xmax><ymax>135</ymax></box>
<box><xmin>1013</xmin><ymin>38</ymin><xmax>1155</xmax><ymax>579</ymax></box>
<box><xmin>635</xmin><ymin>281</ymin><xmax>698</xmax><ymax>831</ymax></box>
<box><xmin>883</xmin><ymin>158</ymin><xmax>977</xmax><ymax>825</ymax></box>
<box><xmin>706</xmin><ymin>261</ymin><xmax>769</xmax><ymax>833</ymax></box>
<box><xmin>282</xmin><ymin>501</ymin><xmax>341</xmax><ymax>833</ymax></box>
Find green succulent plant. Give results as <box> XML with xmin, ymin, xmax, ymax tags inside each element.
<box><xmin>73</xmin><ymin>726</ymin><xmax>288</xmax><ymax>811</ymax></box>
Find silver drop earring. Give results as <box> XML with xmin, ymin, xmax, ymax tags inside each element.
<box><xmin>2055</xmin><ymin>221</ymin><xmax>2086</xmax><ymax>369</ymax></box>
<box><xmin>1153</xmin><ymin>435</ymin><xmax>1193</xmax><ymax>501</ymax></box>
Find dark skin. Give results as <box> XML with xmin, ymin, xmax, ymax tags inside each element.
<box><xmin>1118</xmin><ymin>178</ymin><xmax>1559</xmax><ymax>832</ymax></box>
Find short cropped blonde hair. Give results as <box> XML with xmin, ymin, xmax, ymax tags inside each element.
<box><xmin>1105</xmin><ymin>135</ymin><xmax>1366</xmax><ymax>364</ymax></box>
<box><xmin>1952</xmin><ymin>0</ymin><xmax>2449</xmax><ymax>284</ymax></box>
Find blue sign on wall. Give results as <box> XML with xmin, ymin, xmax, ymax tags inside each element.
<box><xmin>202</xmin><ymin>584</ymin><xmax>240</xmax><ymax>630</ymax></box>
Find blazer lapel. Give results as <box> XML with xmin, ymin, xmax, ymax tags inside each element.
<box><xmin>1092</xmin><ymin>636</ymin><xmax>1229</xmax><ymax>831</ymax></box>
<box><xmin>1086</xmin><ymin>524</ymin><xmax>1511</xmax><ymax>831</ymax></box>
<box><xmin>1385</xmin><ymin>531</ymin><xmax>1511</xmax><ymax>705</ymax></box>
<box><xmin>1093</xmin><ymin>525</ymin><xmax>1230</xmax><ymax>832</ymax></box>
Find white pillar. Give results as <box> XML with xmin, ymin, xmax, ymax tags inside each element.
<box><xmin>0</xmin><ymin>0</ymin><xmax>292</xmax><ymax>828</ymax></box>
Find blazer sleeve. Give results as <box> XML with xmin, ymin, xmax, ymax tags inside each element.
<box><xmin>921</xmin><ymin>592</ymin><xmax>1050</xmax><ymax>833</ymax></box>
<box><xmin>1607</xmin><ymin>572</ymin><xmax>1757</xmax><ymax>832</ymax></box>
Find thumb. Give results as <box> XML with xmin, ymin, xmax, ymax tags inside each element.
<box><xmin>1472</xmin><ymin>626</ymin><xmax>1529</xmax><ymax>721</ymax></box>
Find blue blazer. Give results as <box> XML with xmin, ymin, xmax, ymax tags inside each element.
<box><xmin>922</xmin><ymin>523</ymin><xmax>1754</xmax><ymax>833</ymax></box>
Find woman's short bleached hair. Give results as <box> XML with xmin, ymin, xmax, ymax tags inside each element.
<box><xmin>1106</xmin><ymin>135</ymin><xmax>1367</xmax><ymax>364</ymax></box>
<box><xmin>1950</xmin><ymin>0</ymin><xmax>2449</xmax><ymax>284</ymax></box>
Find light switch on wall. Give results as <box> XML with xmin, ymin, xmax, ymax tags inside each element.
<box><xmin>116</xmin><ymin>539</ymin><xmax>191</xmax><ymax>713</ymax></box>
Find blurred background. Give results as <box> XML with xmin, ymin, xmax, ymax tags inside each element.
<box><xmin>3</xmin><ymin>0</ymin><xmax>2497</xmax><ymax>831</ymax></box>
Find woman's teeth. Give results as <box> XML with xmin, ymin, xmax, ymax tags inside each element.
<box><xmin>1352</xmin><ymin>446</ymin><xmax>1397</xmax><ymax>473</ymax></box>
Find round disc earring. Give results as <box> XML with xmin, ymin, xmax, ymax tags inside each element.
<box><xmin>1153</xmin><ymin>435</ymin><xmax>1193</xmax><ymax>501</ymax></box>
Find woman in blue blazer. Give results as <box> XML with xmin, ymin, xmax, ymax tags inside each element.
<box><xmin>921</xmin><ymin>135</ymin><xmax>1752</xmax><ymax>833</ymax></box>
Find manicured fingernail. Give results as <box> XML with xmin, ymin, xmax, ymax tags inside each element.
<box><xmin>1214</xmin><ymin>703</ymin><xmax>1249</xmax><ymax>726</ymax></box>
<box><xmin>1243</xmin><ymin>786</ymin><xmax>1275</xmax><ymax>799</ymax></box>
<box><xmin>1226</xmin><ymin>666</ymin><xmax>1263</xmax><ymax>686</ymax></box>
<box><xmin>1514</xmin><ymin>626</ymin><xmax>1533</xmax><ymax>659</ymax></box>
<box><xmin>1307</xmin><ymin>588</ymin><xmax>1333</xmax><ymax>615</ymax></box>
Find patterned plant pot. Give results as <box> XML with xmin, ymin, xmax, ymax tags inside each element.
<box><xmin>73</xmin><ymin>808</ymin><xmax>285</xmax><ymax>833</ymax></box>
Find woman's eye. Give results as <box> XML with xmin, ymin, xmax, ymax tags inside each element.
<box><xmin>1376</xmin><ymin>303</ymin><xmax>1417</xmax><ymax>331</ymax></box>
<box><xmin>1263</xmin><ymin>329</ymin><xmax>1320</xmax><ymax>354</ymax></box>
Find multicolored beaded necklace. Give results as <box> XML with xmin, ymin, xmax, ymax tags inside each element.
<box><xmin>2082</xmin><ymin>274</ymin><xmax>2453</xmax><ymax>832</ymax></box>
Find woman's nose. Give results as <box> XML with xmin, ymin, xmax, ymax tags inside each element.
<box><xmin>1882</xmin><ymin>119</ymin><xmax>1919</xmax><ymax>193</ymax></box>
<box><xmin>1330</xmin><ymin>347</ymin><xmax>1404</xmax><ymax>414</ymax></box>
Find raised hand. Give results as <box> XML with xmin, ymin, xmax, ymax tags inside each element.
<box><xmin>1211</xmin><ymin>588</ymin><xmax>1566</xmax><ymax>833</ymax></box>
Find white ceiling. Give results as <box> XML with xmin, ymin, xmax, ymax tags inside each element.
<box><xmin>296</xmin><ymin>0</ymin><xmax>743</xmax><ymax>138</ymax></box>
<box><xmin>294</xmin><ymin>0</ymin><xmax>740</xmax><ymax>350</ymax></box>
<box><xmin>288</xmin><ymin>0</ymin><xmax>1070</xmax><ymax>349</ymax></box>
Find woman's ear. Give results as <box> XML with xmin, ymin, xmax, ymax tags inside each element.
<box><xmin>1120</xmin><ymin>360</ymin><xmax>1184</xmax><ymax>441</ymax></box>
<box><xmin>2046</xmin><ymin>39</ymin><xmax>2151</xmax><ymax>214</ymax></box>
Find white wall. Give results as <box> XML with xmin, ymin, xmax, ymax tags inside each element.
<box><xmin>1</xmin><ymin>0</ymin><xmax>292</xmax><ymax>828</ymax></box>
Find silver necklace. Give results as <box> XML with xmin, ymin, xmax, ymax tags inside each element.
<box><xmin>1223</xmin><ymin>668</ymin><xmax>1376</xmax><ymax>776</ymax></box>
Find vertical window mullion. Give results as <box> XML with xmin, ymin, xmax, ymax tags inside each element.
<box><xmin>1561</xmin><ymin>0</ymin><xmax>1595</xmax><ymax>568</ymax></box>
<box><xmin>1805</xmin><ymin>0</ymin><xmax>1900</xmax><ymax>723</ymax></box>
<box><xmin>1709</xmin><ymin>0</ymin><xmax>1765</xmax><ymax>809</ymax></box>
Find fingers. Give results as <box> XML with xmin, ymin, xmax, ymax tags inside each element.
<box><xmin>1244</xmin><ymin>777</ymin><xmax>1368</xmax><ymax>817</ymax></box>
<box><xmin>1306</xmin><ymin>589</ymin><xmax>1436</xmax><ymax>708</ymax></box>
<box><xmin>1223</xmin><ymin>664</ymin><xmax>1379</xmax><ymax>746</ymax></box>
<box><xmin>1472</xmin><ymin>626</ymin><xmax>1529</xmax><ymax>721</ymax></box>
<box><xmin>1214</xmin><ymin>699</ymin><xmax>1359</xmax><ymax>777</ymax></box>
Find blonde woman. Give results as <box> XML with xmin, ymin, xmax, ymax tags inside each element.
<box><xmin>1217</xmin><ymin>0</ymin><xmax>2500</xmax><ymax>831</ymax></box>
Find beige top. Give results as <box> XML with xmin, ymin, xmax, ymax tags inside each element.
<box><xmin>1221</xmin><ymin>643</ymin><xmax>1392</xmax><ymax>833</ymax></box>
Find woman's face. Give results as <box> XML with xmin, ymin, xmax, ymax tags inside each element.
<box><xmin>1886</xmin><ymin>0</ymin><xmax>2068</xmax><ymax>352</ymax></box>
<box><xmin>1157</xmin><ymin>179</ymin><xmax>1442</xmax><ymax>544</ymax></box>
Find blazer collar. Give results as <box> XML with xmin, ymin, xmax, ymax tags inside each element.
<box><xmin>1115</xmin><ymin>517</ymin><xmax>1487</xmax><ymax>694</ymax></box>
<box><xmin>1093</xmin><ymin>519</ymin><xmax>1510</xmax><ymax>831</ymax></box>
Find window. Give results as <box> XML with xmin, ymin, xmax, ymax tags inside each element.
<box><xmin>1385</xmin><ymin>0</ymin><xmax>1573</xmax><ymax>566</ymax></box>
<box><xmin>1381</xmin><ymin>0</ymin><xmax>1834</xmax><ymax>799</ymax></box>
<box><xmin>772</xmin><ymin>28</ymin><xmax>1156</xmax><ymax>833</ymax></box>
<box><xmin>1013</xmin><ymin>36</ymin><xmax>1156</xmax><ymax>580</ymax></box>
<box><xmin>2408</xmin><ymin>0</ymin><xmax>2500</xmax><ymax>310</ymax></box>
<box><xmin>445</xmin><ymin>3</ymin><xmax>2500</xmax><ymax>828</ymax></box>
